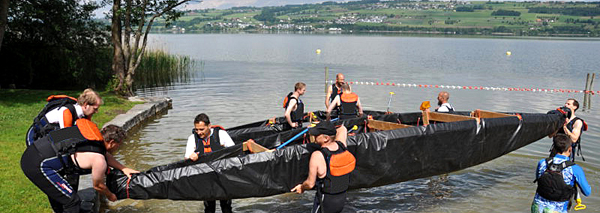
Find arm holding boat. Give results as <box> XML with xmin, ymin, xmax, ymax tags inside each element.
<box><xmin>357</xmin><ymin>97</ymin><xmax>363</xmax><ymax>117</ymax></box>
<box><xmin>564</xmin><ymin>119</ymin><xmax>582</xmax><ymax>143</ymax></box>
<box><xmin>105</xmin><ymin>153</ymin><xmax>139</xmax><ymax>178</ymax></box>
<box><xmin>291</xmin><ymin>151</ymin><xmax>326</xmax><ymax>194</ymax></box>
<box><xmin>184</xmin><ymin>134</ymin><xmax>196</xmax><ymax>160</ymax></box>
<box><xmin>285</xmin><ymin>99</ymin><xmax>298</xmax><ymax>128</ymax></box>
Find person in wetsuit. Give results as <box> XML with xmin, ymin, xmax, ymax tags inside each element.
<box><xmin>284</xmin><ymin>82</ymin><xmax>306</xmax><ymax>129</ymax></box>
<box><xmin>21</xmin><ymin>120</ymin><xmax>138</xmax><ymax>213</ymax></box>
<box><xmin>531</xmin><ymin>134</ymin><xmax>591</xmax><ymax>213</ymax></box>
<box><xmin>184</xmin><ymin>113</ymin><xmax>235</xmax><ymax>213</ymax></box>
<box><xmin>291</xmin><ymin>121</ymin><xmax>355</xmax><ymax>213</ymax></box>
<box><xmin>326</xmin><ymin>83</ymin><xmax>363</xmax><ymax>120</ymax></box>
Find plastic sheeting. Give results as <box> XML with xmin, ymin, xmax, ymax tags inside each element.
<box><xmin>107</xmin><ymin>111</ymin><xmax>563</xmax><ymax>200</ymax></box>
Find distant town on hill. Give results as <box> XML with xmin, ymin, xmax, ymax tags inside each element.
<box><xmin>153</xmin><ymin>0</ymin><xmax>600</xmax><ymax>37</ymax></box>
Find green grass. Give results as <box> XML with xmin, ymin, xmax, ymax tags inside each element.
<box><xmin>0</xmin><ymin>89</ymin><xmax>140</xmax><ymax>212</ymax></box>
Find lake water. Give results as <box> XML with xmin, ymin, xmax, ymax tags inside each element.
<box><xmin>105</xmin><ymin>34</ymin><xmax>600</xmax><ymax>212</ymax></box>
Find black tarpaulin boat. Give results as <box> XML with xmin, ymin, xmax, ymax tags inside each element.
<box><xmin>107</xmin><ymin>110</ymin><xmax>563</xmax><ymax>200</ymax></box>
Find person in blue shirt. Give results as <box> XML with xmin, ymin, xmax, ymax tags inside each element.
<box><xmin>532</xmin><ymin>134</ymin><xmax>591</xmax><ymax>213</ymax></box>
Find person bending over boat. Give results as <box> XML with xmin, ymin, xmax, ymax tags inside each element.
<box><xmin>284</xmin><ymin>82</ymin><xmax>306</xmax><ymax>129</ymax></box>
<box><xmin>326</xmin><ymin>83</ymin><xmax>363</xmax><ymax>120</ymax></box>
<box><xmin>435</xmin><ymin>91</ymin><xmax>454</xmax><ymax>112</ymax></box>
<box><xmin>184</xmin><ymin>113</ymin><xmax>235</xmax><ymax>213</ymax></box>
<box><xmin>325</xmin><ymin>73</ymin><xmax>350</xmax><ymax>117</ymax></box>
<box><xmin>26</xmin><ymin>88</ymin><xmax>103</xmax><ymax>146</ymax></box>
<box><xmin>532</xmin><ymin>134</ymin><xmax>591</xmax><ymax>213</ymax></box>
<box><xmin>21</xmin><ymin>120</ymin><xmax>138</xmax><ymax>213</ymax></box>
<box><xmin>557</xmin><ymin>99</ymin><xmax>587</xmax><ymax>162</ymax></box>
<box><xmin>292</xmin><ymin>121</ymin><xmax>356</xmax><ymax>213</ymax></box>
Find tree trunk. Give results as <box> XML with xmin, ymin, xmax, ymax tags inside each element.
<box><xmin>0</xmin><ymin>0</ymin><xmax>9</xmax><ymax>52</ymax></box>
<box><xmin>111</xmin><ymin>0</ymin><xmax>127</xmax><ymax>95</ymax></box>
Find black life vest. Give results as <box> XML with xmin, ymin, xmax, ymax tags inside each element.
<box><xmin>194</xmin><ymin>126</ymin><xmax>225</xmax><ymax>155</ymax></box>
<box><xmin>534</xmin><ymin>158</ymin><xmax>576</xmax><ymax>202</ymax></box>
<box><xmin>319</xmin><ymin>141</ymin><xmax>356</xmax><ymax>195</ymax></box>
<box><xmin>283</xmin><ymin>93</ymin><xmax>304</xmax><ymax>122</ymax></box>
<box><xmin>26</xmin><ymin>95</ymin><xmax>78</xmax><ymax>146</ymax></box>
<box><xmin>339</xmin><ymin>92</ymin><xmax>358</xmax><ymax>119</ymax></box>
<box><xmin>32</xmin><ymin>118</ymin><xmax>106</xmax><ymax>175</ymax></box>
<box><xmin>329</xmin><ymin>84</ymin><xmax>343</xmax><ymax>104</ymax></box>
<box><xmin>558</xmin><ymin>117</ymin><xmax>588</xmax><ymax>161</ymax></box>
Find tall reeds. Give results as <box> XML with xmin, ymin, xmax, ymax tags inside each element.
<box><xmin>134</xmin><ymin>49</ymin><xmax>195</xmax><ymax>89</ymax></box>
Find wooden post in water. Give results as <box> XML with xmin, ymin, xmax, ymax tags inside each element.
<box><xmin>325</xmin><ymin>67</ymin><xmax>329</xmax><ymax>94</ymax></box>
<box><xmin>583</xmin><ymin>73</ymin><xmax>595</xmax><ymax>110</ymax></box>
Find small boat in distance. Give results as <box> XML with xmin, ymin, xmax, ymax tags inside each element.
<box><xmin>107</xmin><ymin>109</ymin><xmax>563</xmax><ymax>201</ymax></box>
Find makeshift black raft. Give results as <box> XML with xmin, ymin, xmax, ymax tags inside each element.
<box><xmin>107</xmin><ymin>110</ymin><xmax>563</xmax><ymax>200</ymax></box>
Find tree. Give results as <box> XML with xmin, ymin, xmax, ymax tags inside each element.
<box><xmin>1</xmin><ymin>0</ymin><xmax>110</xmax><ymax>89</ymax></box>
<box><xmin>110</xmin><ymin>0</ymin><xmax>197</xmax><ymax>96</ymax></box>
<box><xmin>0</xmin><ymin>0</ymin><xmax>8</xmax><ymax>52</ymax></box>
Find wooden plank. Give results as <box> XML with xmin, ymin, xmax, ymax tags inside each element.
<box><xmin>428</xmin><ymin>112</ymin><xmax>476</xmax><ymax>123</ymax></box>
<box><xmin>368</xmin><ymin>120</ymin><xmax>413</xmax><ymax>131</ymax></box>
<box><xmin>472</xmin><ymin>109</ymin><xmax>518</xmax><ymax>119</ymax></box>
<box><xmin>243</xmin><ymin>140</ymin><xmax>269</xmax><ymax>153</ymax></box>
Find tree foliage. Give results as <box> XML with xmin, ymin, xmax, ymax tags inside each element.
<box><xmin>491</xmin><ymin>9</ymin><xmax>521</xmax><ymax>16</ymax></box>
<box><xmin>528</xmin><ymin>6</ymin><xmax>600</xmax><ymax>16</ymax></box>
<box><xmin>109</xmin><ymin>0</ymin><xmax>193</xmax><ymax>96</ymax></box>
<box><xmin>0</xmin><ymin>0</ymin><xmax>111</xmax><ymax>89</ymax></box>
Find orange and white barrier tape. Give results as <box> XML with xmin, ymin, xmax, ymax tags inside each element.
<box><xmin>328</xmin><ymin>80</ymin><xmax>596</xmax><ymax>95</ymax></box>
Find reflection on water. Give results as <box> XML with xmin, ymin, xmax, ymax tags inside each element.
<box><xmin>104</xmin><ymin>34</ymin><xmax>600</xmax><ymax>212</ymax></box>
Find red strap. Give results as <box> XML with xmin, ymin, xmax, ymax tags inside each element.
<box><xmin>126</xmin><ymin>178</ymin><xmax>131</xmax><ymax>199</ymax></box>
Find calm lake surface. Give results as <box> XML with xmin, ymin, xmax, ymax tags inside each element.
<box><xmin>105</xmin><ymin>34</ymin><xmax>600</xmax><ymax>212</ymax></box>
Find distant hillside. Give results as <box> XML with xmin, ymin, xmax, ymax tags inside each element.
<box><xmin>153</xmin><ymin>0</ymin><xmax>600</xmax><ymax>37</ymax></box>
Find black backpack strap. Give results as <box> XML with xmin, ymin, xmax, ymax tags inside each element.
<box><xmin>533</xmin><ymin>158</ymin><xmax>553</xmax><ymax>183</ymax></box>
<box><xmin>65</xmin><ymin>104</ymin><xmax>78</xmax><ymax>125</ymax></box>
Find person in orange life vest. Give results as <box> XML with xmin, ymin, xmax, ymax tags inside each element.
<box><xmin>27</xmin><ymin>89</ymin><xmax>103</xmax><ymax>147</ymax></box>
<box><xmin>285</xmin><ymin>82</ymin><xmax>306</xmax><ymax>128</ymax></box>
<box><xmin>291</xmin><ymin>121</ymin><xmax>356</xmax><ymax>213</ymax></box>
<box><xmin>325</xmin><ymin>73</ymin><xmax>351</xmax><ymax>109</ymax></box>
<box><xmin>46</xmin><ymin>88</ymin><xmax>103</xmax><ymax>128</ymax></box>
<box><xmin>184</xmin><ymin>113</ymin><xmax>234</xmax><ymax>213</ymax></box>
<box><xmin>21</xmin><ymin>120</ymin><xmax>138</xmax><ymax>213</ymax></box>
<box><xmin>326</xmin><ymin>83</ymin><xmax>363</xmax><ymax>120</ymax></box>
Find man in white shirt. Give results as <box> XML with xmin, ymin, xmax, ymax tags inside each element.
<box><xmin>184</xmin><ymin>113</ymin><xmax>234</xmax><ymax>213</ymax></box>
<box><xmin>435</xmin><ymin>91</ymin><xmax>454</xmax><ymax>113</ymax></box>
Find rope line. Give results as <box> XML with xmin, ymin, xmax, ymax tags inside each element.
<box><xmin>329</xmin><ymin>80</ymin><xmax>596</xmax><ymax>95</ymax></box>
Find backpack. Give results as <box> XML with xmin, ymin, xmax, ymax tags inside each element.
<box><xmin>26</xmin><ymin>95</ymin><xmax>78</xmax><ymax>146</ymax></box>
<box><xmin>534</xmin><ymin>158</ymin><xmax>576</xmax><ymax>202</ymax></box>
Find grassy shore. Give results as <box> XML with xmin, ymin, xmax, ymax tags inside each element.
<box><xmin>0</xmin><ymin>89</ymin><xmax>140</xmax><ymax>213</ymax></box>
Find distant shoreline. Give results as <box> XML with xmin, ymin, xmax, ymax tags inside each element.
<box><xmin>149</xmin><ymin>31</ymin><xmax>600</xmax><ymax>41</ymax></box>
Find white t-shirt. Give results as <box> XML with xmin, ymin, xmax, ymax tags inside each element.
<box><xmin>436</xmin><ymin>103</ymin><xmax>454</xmax><ymax>112</ymax></box>
<box><xmin>44</xmin><ymin>104</ymin><xmax>85</xmax><ymax>128</ymax></box>
<box><xmin>184</xmin><ymin>128</ymin><xmax>235</xmax><ymax>159</ymax></box>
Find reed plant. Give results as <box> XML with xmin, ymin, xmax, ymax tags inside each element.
<box><xmin>134</xmin><ymin>49</ymin><xmax>195</xmax><ymax>89</ymax></box>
